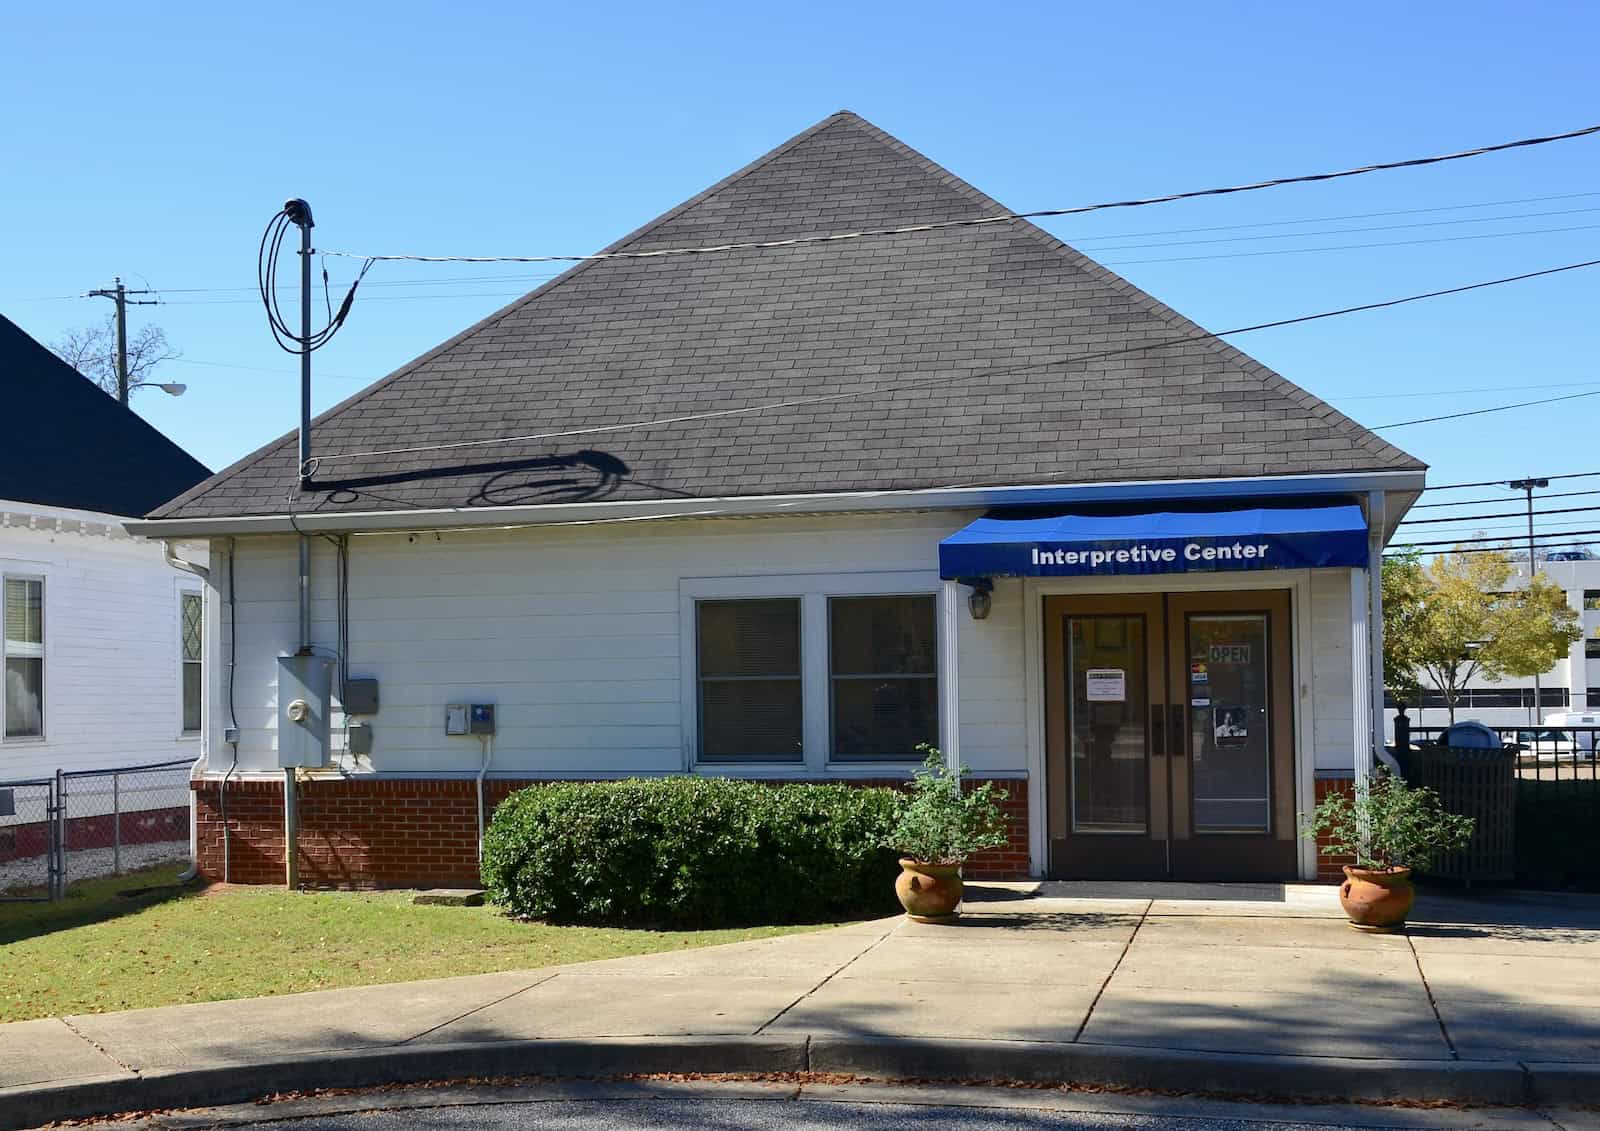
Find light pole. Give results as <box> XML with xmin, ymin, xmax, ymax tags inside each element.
<box><xmin>85</xmin><ymin>277</ymin><xmax>160</xmax><ymax>405</ymax></box>
<box><xmin>1508</xmin><ymin>477</ymin><xmax>1550</xmax><ymax>724</ymax></box>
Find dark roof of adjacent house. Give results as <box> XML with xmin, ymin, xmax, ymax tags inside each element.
<box><xmin>150</xmin><ymin>111</ymin><xmax>1422</xmax><ymax>523</ymax></box>
<box><xmin>0</xmin><ymin>313</ymin><xmax>211</xmax><ymax>517</ymax></box>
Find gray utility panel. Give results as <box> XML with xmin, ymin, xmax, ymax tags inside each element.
<box><xmin>278</xmin><ymin>654</ymin><xmax>337</xmax><ymax>768</ymax></box>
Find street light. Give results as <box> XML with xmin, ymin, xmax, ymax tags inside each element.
<box><xmin>130</xmin><ymin>381</ymin><xmax>186</xmax><ymax>398</ymax></box>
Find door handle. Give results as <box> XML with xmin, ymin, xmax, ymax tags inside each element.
<box><xmin>1170</xmin><ymin>704</ymin><xmax>1186</xmax><ymax>757</ymax></box>
<box><xmin>1151</xmin><ymin>704</ymin><xmax>1165</xmax><ymax>758</ymax></box>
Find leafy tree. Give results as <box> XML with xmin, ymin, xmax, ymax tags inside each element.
<box><xmin>1381</xmin><ymin>552</ymin><xmax>1427</xmax><ymax>706</ymax></box>
<box><xmin>51</xmin><ymin>317</ymin><xmax>179</xmax><ymax>398</ymax></box>
<box><xmin>1384</xmin><ymin>548</ymin><xmax>1580</xmax><ymax>723</ymax></box>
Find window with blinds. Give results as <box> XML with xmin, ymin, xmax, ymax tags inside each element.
<box><xmin>4</xmin><ymin>577</ymin><xmax>44</xmax><ymax>739</ymax></box>
<box><xmin>181</xmin><ymin>592</ymin><xmax>203</xmax><ymax>734</ymax></box>
<box><xmin>829</xmin><ymin>595</ymin><xmax>938</xmax><ymax>761</ymax></box>
<box><xmin>696</xmin><ymin>598</ymin><xmax>802</xmax><ymax>762</ymax></box>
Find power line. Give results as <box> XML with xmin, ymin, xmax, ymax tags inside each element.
<box><xmin>303</xmin><ymin>257</ymin><xmax>1600</xmax><ymax>473</ymax></box>
<box><xmin>16</xmin><ymin>195</ymin><xmax>1600</xmax><ymax>306</ymax></box>
<box><xmin>1101</xmin><ymin>221</ymin><xmax>1600</xmax><ymax>267</ymax></box>
<box><xmin>1386</xmin><ymin>540</ymin><xmax>1600</xmax><ymax>558</ymax></box>
<box><xmin>1067</xmin><ymin>191</ymin><xmax>1600</xmax><ymax>242</ymax></box>
<box><xmin>1339</xmin><ymin>379</ymin><xmax>1600</xmax><ymax>402</ymax></box>
<box><xmin>1411</xmin><ymin>487</ymin><xmax>1600</xmax><ymax>509</ymax></box>
<box><xmin>1391</xmin><ymin>527</ymin><xmax>1600</xmax><ymax>549</ymax></box>
<box><xmin>1425</xmin><ymin>470</ymin><xmax>1600</xmax><ymax>491</ymax></box>
<box><xmin>1373</xmin><ymin>389</ymin><xmax>1600</xmax><ymax>429</ymax></box>
<box><xmin>315</xmin><ymin>123</ymin><xmax>1600</xmax><ymax>266</ymax></box>
<box><xmin>1078</xmin><ymin>205</ymin><xmax>1600</xmax><ymax>252</ymax></box>
<box><xmin>1400</xmin><ymin>503</ymin><xmax>1600</xmax><ymax>526</ymax></box>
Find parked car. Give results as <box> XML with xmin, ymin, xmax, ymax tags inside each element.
<box><xmin>1539</xmin><ymin>712</ymin><xmax>1600</xmax><ymax>759</ymax></box>
<box><xmin>1513</xmin><ymin>727</ymin><xmax>1583</xmax><ymax>763</ymax></box>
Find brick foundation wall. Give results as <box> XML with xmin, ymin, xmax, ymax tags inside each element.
<box><xmin>192</xmin><ymin>774</ymin><xmax>1034</xmax><ymax>888</ymax></box>
<box><xmin>1313</xmin><ymin>775</ymin><xmax>1356</xmax><ymax>883</ymax></box>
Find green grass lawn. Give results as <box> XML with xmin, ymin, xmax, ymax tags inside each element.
<box><xmin>0</xmin><ymin>865</ymin><xmax>842</xmax><ymax>1023</ymax></box>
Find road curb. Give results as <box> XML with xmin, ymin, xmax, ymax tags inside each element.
<box><xmin>0</xmin><ymin>1036</ymin><xmax>807</xmax><ymax>1131</ymax></box>
<box><xmin>809</xmin><ymin>1036</ymin><xmax>1532</xmax><ymax>1105</ymax></box>
<box><xmin>5</xmin><ymin>1034</ymin><xmax>1593</xmax><ymax>1129</ymax></box>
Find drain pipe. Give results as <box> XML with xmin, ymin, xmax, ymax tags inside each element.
<box><xmin>476</xmin><ymin>735</ymin><xmax>495</xmax><ymax>862</ymax></box>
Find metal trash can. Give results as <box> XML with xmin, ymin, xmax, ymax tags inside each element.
<box><xmin>1405</xmin><ymin>723</ymin><xmax>1515</xmax><ymax>884</ymax></box>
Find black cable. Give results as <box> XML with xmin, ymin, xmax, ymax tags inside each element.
<box><xmin>1411</xmin><ymin>487</ymin><xmax>1600</xmax><ymax>509</ymax></box>
<box><xmin>318</xmin><ymin>122</ymin><xmax>1600</xmax><ymax>266</ymax></box>
<box><xmin>258</xmin><ymin>210</ymin><xmax>373</xmax><ymax>355</ymax></box>
<box><xmin>1391</xmin><ymin>527</ymin><xmax>1600</xmax><ymax>549</ymax></box>
<box><xmin>1424</xmin><ymin>470</ymin><xmax>1600</xmax><ymax>491</ymax></box>
<box><xmin>1399</xmin><ymin>503</ymin><xmax>1600</xmax><ymax>526</ymax></box>
<box><xmin>305</xmin><ymin>257</ymin><xmax>1600</xmax><ymax>471</ymax></box>
<box><xmin>1374</xmin><ymin>389</ymin><xmax>1600</xmax><ymax>430</ymax></box>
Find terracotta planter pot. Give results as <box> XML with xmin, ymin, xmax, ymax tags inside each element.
<box><xmin>895</xmin><ymin>858</ymin><xmax>963</xmax><ymax>921</ymax></box>
<box><xmin>1339</xmin><ymin>865</ymin><xmax>1415</xmax><ymax>932</ymax></box>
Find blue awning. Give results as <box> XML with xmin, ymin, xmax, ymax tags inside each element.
<box><xmin>939</xmin><ymin>503</ymin><xmax>1369</xmax><ymax>580</ymax></box>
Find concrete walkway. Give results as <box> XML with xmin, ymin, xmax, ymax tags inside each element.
<box><xmin>5</xmin><ymin>882</ymin><xmax>1600</xmax><ymax>1127</ymax></box>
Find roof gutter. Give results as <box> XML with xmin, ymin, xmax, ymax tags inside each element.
<box><xmin>125</xmin><ymin>469</ymin><xmax>1427</xmax><ymax>540</ymax></box>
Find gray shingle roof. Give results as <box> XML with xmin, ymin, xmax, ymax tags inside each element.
<box><xmin>1</xmin><ymin>313</ymin><xmax>210</xmax><ymax>517</ymax></box>
<box><xmin>150</xmin><ymin>111</ymin><xmax>1422</xmax><ymax>522</ymax></box>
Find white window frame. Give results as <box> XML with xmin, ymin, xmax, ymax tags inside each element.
<box><xmin>177</xmin><ymin>585</ymin><xmax>204</xmax><ymax>738</ymax></box>
<box><xmin>3</xmin><ymin>573</ymin><xmax>47</xmax><ymax>743</ymax></box>
<box><xmin>679</xmin><ymin>570</ymin><xmax>943</xmax><ymax>776</ymax></box>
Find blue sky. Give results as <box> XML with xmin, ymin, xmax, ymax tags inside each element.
<box><xmin>4</xmin><ymin>2</ymin><xmax>1597</xmax><ymax>542</ymax></box>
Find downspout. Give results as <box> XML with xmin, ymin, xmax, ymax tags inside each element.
<box><xmin>163</xmin><ymin>540</ymin><xmax>211</xmax><ymax>583</ymax></box>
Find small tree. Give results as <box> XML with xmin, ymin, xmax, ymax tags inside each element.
<box><xmin>883</xmin><ymin>747</ymin><xmax>1010</xmax><ymax>865</ymax></box>
<box><xmin>1385</xmin><ymin>548</ymin><xmax>1579</xmax><ymax>723</ymax></box>
<box><xmin>52</xmin><ymin>317</ymin><xmax>179</xmax><ymax>399</ymax></box>
<box><xmin>1302</xmin><ymin>771</ymin><xmax>1474</xmax><ymax>872</ymax></box>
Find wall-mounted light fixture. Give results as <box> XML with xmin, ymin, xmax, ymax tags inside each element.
<box><xmin>964</xmin><ymin>578</ymin><xmax>994</xmax><ymax>620</ymax></box>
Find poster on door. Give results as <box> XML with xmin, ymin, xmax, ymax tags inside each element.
<box><xmin>1211</xmin><ymin>706</ymin><xmax>1248</xmax><ymax>748</ymax></box>
<box><xmin>1085</xmin><ymin>668</ymin><xmax>1126</xmax><ymax>702</ymax></box>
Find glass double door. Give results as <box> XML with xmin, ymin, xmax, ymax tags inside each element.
<box><xmin>1043</xmin><ymin>591</ymin><xmax>1296</xmax><ymax>880</ymax></box>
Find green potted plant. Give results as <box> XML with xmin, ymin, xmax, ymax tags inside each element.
<box><xmin>883</xmin><ymin>746</ymin><xmax>1010</xmax><ymax>921</ymax></box>
<box><xmin>1301</xmin><ymin>771</ymin><xmax>1474</xmax><ymax>932</ymax></box>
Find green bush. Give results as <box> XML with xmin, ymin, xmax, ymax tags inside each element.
<box><xmin>481</xmin><ymin>778</ymin><xmax>905</xmax><ymax>926</ymax></box>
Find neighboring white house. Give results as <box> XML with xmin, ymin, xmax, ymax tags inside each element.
<box><xmin>1</xmin><ymin>313</ymin><xmax>210</xmax><ymax>874</ymax></box>
<box><xmin>130</xmin><ymin>112</ymin><xmax>1423</xmax><ymax>887</ymax></box>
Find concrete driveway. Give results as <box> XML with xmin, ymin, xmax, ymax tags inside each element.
<box><xmin>5</xmin><ymin>881</ymin><xmax>1600</xmax><ymax>1126</ymax></box>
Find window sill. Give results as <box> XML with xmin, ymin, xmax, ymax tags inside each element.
<box><xmin>0</xmin><ymin>735</ymin><xmax>46</xmax><ymax>745</ymax></box>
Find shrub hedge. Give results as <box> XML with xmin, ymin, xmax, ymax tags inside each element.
<box><xmin>481</xmin><ymin>778</ymin><xmax>905</xmax><ymax>926</ymax></box>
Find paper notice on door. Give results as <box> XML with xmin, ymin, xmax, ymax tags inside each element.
<box><xmin>1085</xmin><ymin>668</ymin><xmax>1126</xmax><ymax>702</ymax></box>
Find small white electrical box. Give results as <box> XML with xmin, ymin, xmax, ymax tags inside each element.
<box><xmin>445</xmin><ymin>704</ymin><xmax>469</xmax><ymax>736</ymax></box>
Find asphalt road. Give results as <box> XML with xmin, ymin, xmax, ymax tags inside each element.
<box><xmin>85</xmin><ymin>1081</ymin><xmax>1584</xmax><ymax>1131</ymax></box>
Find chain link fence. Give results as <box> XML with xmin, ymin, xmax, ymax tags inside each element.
<box><xmin>0</xmin><ymin>778</ymin><xmax>57</xmax><ymax>901</ymax></box>
<box><xmin>0</xmin><ymin>759</ymin><xmax>193</xmax><ymax>901</ymax></box>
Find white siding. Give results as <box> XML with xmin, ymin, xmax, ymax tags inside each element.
<box><xmin>1310</xmin><ymin>568</ymin><xmax>1356</xmax><ymax>773</ymax></box>
<box><xmin>212</xmin><ymin>514</ymin><xmax>1355</xmax><ymax>784</ymax></box>
<box><xmin>0</xmin><ymin>502</ymin><xmax>207</xmax><ymax>782</ymax></box>
<box><xmin>212</xmin><ymin>510</ymin><xmax>1031</xmax><ymax>777</ymax></box>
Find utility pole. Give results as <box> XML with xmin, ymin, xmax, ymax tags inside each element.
<box><xmin>85</xmin><ymin>277</ymin><xmax>159</xmax><ymax>406</ymax></box>
<box><xmin>1509</xmin><ymin>477</ymin><xmax>1550</xmax><ymax>725</ymax></box>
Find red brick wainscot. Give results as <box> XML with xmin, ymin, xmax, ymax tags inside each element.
<box><xmin>1313</xmin><ymin>774</ymin><xmax>1357</xmax><ymax>883</ymax></box>
<box><xmin>191</xmin><ymin>774</ymin><xmax>1034</xmax><ymax>888</ymax></box>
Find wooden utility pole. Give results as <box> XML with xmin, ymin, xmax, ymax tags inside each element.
<box><xmin>86</xmin><ymin>277</ymin><xmax>158</xmax><ymax>405</ymax></box>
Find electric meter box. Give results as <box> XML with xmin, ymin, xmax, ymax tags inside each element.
<box><xmin>278</xmin><ymin>654</ymin><xmax>336</xmax><ymax>768</ymax></box>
